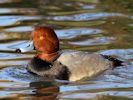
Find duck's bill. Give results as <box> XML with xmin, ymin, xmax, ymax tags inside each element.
<box><xmin>15</xmin><ymin>41</ymin><xmax>34</xmax><ymax>53</ymax></box>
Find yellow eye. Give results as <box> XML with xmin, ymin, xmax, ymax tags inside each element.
<box><xmin>39</xmin><ymin>36</ymin><xmax>44</xmax><ymax>40</ymax></box>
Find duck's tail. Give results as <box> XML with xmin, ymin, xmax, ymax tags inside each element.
<box><xmin>101</xmin><ymin>55</ymin><xmax>124</xmax><ymax>67</ymax></box>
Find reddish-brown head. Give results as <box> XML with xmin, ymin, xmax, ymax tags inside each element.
<box><xmin>32</xmin><ymin>26</ymin><xmax>59</xmax><ymax>54</ymax></box>
<box><xmin>32</xmin><ymin>26</ymin><xmax>59</xmax><ymax>62</ymax></box>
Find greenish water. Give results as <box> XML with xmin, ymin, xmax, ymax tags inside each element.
<box><xmin>0</xmin><ymin>0</ymin><xmax>133</xmax><ymax>100</ymax></box>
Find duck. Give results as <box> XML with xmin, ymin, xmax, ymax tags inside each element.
<box><xmin>19</xmin><ymin>26</ymin><xmax>123</xmax><ymax>81</ymax></box>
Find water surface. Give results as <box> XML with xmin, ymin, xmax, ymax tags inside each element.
<box><xmin>0</xmin><ymin>0</ymin><xmax>133</xmax><ymax>100</ymax></box>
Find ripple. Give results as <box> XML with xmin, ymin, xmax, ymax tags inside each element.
<box><xmin>46</xmin><ymin>20</ymin><xmax>105</xmax><ymax>27</ymax></box>
<box><xmin>0</xmin><ymin>66</ymin><xmax>49</xmax><ymax>82</ymax></box>
<box><xmin>60</xmin><ymin>81</ymin><xmax>133</xmax><ymax>93</ymax></box>
<box><xmin>56</xmin><ymin>28</ymin><xmax>102</xmax><ymax>39</ymax></box>
<box><xmin>69</xmin><ymin>37</ymin><xmax>115</xmax><ymax>46</ymax></box>
<box><xmin>60</xmin><ymin>91</ymin><xmax>133</xmax><ymax>99</ymax></box>
<box><xmin>48</xmin><ymin>12</ymin><xmax>126</xmax><ymax>21</ymax></box>
<box><xmin>99</xmin><ymin>49</ymin><xmax>133</xmax><ymax>60</ymax></box>
<box><xmin>4</xmin><ymin>26</ymin><xmax>33</xmax><ymax>32</ymax></box>
<box><xmin>0</xmin><ymin>32</ymin><xmax>8</xmax><ymax>39</ymax></box>
<box><xmin>0</xmin><ymin>16</ymin><xmax>41</xmax><ymax>26</ymax></box>
<box><xmin>0</xmin><ymin>0</ymin><xmax>21</xmax><ymax>4</ymax></box>
<box><xmin>0</xmin><ymin>40</ymin><xmax>34</xmax><ymax>53</ymax></box>
<box><xmin>0</xmin><ymin>8</ymin><xmax>38</xmax><ymax>15</ymax></box>
<box><xmin>81</xmin><ymin>5</ymin><xmax>96</xmax><ymax>9</ymax></box>
<box><xmin>0</xmin><ymin>52</ymin><xmax>33</xmax><ymax>60</ymax></box>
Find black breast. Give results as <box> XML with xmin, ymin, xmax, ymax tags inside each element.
<box><xmin>28</xmin><ymin>57</ymin><xmax>52</xmax><ymax>71</ymax></box>
<box><xmin>27</xmin><ymin>57</ymin><xmax>70</xmax><ymax>80</ymax></box>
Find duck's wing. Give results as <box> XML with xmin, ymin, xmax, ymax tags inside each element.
<box><xmin>57</xmin><ymin>51</ymin><xmax>113</xmax><ymax>81</ymax></box>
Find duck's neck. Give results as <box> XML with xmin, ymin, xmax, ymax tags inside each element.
<box><xmin>36</xmin><ymin>51</ymin><xmax>59</xmax><ymax>62</ymax></box>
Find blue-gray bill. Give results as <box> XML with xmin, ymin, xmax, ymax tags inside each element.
<box><xmin>15</xmin><ymin>41</ymin><xmax>34</xmax><ymax>53</ymax></box>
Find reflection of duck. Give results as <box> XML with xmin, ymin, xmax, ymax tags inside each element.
<box><xmin>27</xmin><ymin>26</ymin><xmax>123</xmax><ymax>81</ymax></box>
<box><xmin>29</xmin><ymin>81</ymin><xmax>59</xmax><ymax>100</ymax></box>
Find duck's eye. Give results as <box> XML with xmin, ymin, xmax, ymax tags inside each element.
<box><xmin>39</xmin><ymin>36</ymin><xmax>44</xmax><ymax>40</ymax></box>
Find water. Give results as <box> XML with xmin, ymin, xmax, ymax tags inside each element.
<box><xmin>0</xmin><ymin>0</ymin><xmax>133</xmax><ymax>99</ymax></box>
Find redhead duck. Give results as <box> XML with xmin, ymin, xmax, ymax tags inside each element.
<box><xmin>18</xmin><ymin>26</ymin><xmax>123</xmax><ymax>81</ymax></box>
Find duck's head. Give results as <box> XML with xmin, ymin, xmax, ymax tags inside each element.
<box><xmin>32</xmin><ymin>26</ymin><xmax>60</xmax><ymax>62</ymax></box>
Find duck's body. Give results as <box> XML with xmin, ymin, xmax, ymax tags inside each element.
<box><xmin>28</xmin><ymin>50</ymin><xmax>122</xmax><ymax>81</ymax></box>
<box><xmin>26</xmin><ymin>26</ymin><xmax>123</xmax><ymax>81</ymax></box>
<box><xmin>57</xmin><ymin>50</ymin><xmax>113</xmax><ymax>81</ymax></box>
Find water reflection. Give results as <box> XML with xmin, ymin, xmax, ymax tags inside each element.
<box><xmin>69</xmin><ymin>37</ymin><xmax>115</xmax><ymax>46</ymax></box>
<box><xmin>0</xmin><ymin>16</ymin><xmax>41</xmax><ymax>26</ymax></box>
<box><xmin>49</xmin><ymin>12</ymin><xmax>126</xmax><ymax>21</ymax></box>
<box><xmin>0</xmin><ymin>0</ymin><xmax>21</xmax><ymax>4</ymax></box>
<box><xmin>100</xmin><ymin>49</ymin><xmax>133</xmax><ymax>60</ymax></box>
<box><xmin>4</xmin><ymin>26</ymin><xmax>33</xmax><ymax>32</ymax></box>
<box><xmin>0</xmin><ymin>0</ymin><xmax>132</xmax><ymax>100</ymax></box>
<box><xmin>0</xmin><ymin>8</ymin><xmax>38</xmax><ymax>15</ymax></box>
<box><xmin>28</xmin><ymin>81</ymin><xmax>59</xmax><ymax>100</ymax></box>
<box><xmin>56</xmin><ymin>28</ymin><xmax>102</xmax><ymax>39</ymax></box>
